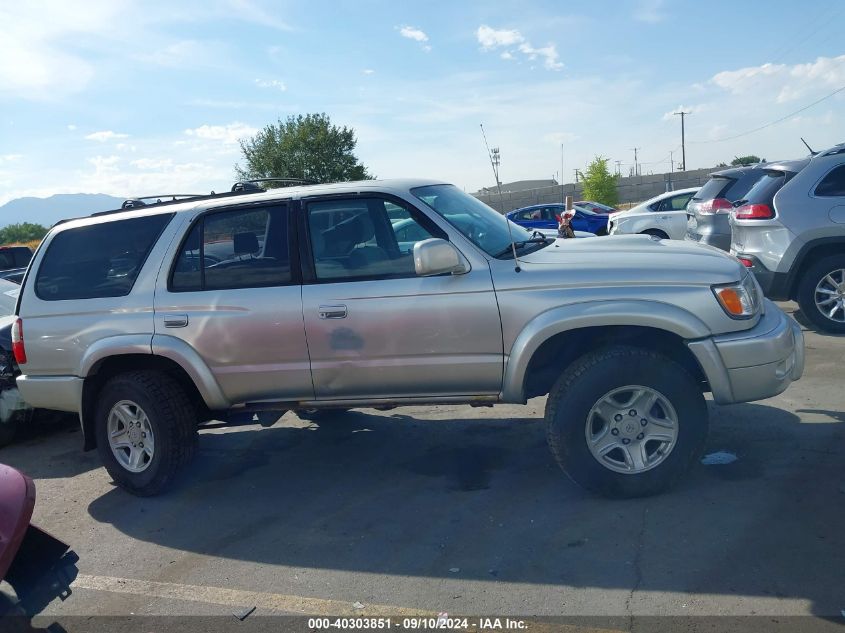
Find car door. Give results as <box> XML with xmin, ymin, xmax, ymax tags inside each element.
<box><xmin>658</xmin><ymin>193</ymin><xmax>695</xmax><ymax>239</ymax></box>
<box><xmin>300</xmin><ymin>194</ymin><xmax>503</xmax><ymax>400</ymax></box>
<box><xmin>156</xmin><ymin>203</ymin><xmax>312</xmax><ymax>405</ymax></box>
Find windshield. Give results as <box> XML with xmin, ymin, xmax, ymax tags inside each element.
<box><xmin>411</xmin><ymin>184</ymin><xmax>538</xmax><ymax>258</ymax></box>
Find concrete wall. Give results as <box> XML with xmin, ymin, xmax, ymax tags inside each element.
<box><xmin>474</xmin><ymin>166</ymin><xmax>717</xmax><ymax>213</ymax></box>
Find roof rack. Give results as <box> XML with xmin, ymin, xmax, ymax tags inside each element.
<box><xmin>231</xmin><ymin>177</ymin><xmax>314</xmax><ymax>192</ymax></box>
<box><xmin>121</xmin><ymin>194</ymin><xmax>206</xmax><ymax>209</ymax></box>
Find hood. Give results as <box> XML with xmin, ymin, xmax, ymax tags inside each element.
<box><xmin>517</xmin><ymin>233</ymin><xmax>744</xmax><ymax>286</ymax></box>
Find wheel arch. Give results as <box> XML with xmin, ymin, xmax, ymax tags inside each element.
<box><xmin>502</xmin><ymin>302</ymin><xmax>711</xmax><ymax>403</ymax></box>
<box><xmin>787</xmin><ymin>237</ymin><xmax>845</xmax><ymax>299</ymax></box>
<box><xmin>80</xmin><ymin>353</ymin><xmax>218</xmax><ymax>451</ymax></box>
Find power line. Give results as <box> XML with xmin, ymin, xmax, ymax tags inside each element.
<box><xmin>689</xmin><ymin>84</ymin><xmax>845</xmax><ymax>144</ymax></box>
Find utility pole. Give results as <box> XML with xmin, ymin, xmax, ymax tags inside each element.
<box><xmin>630</xmin><ymin>147</ymin><xmax>640</xmax><ymax>177</ymax></box>
<box><xmin>669</xmin><ymin>151</ymin><xmax>674</xmax><ymax>173</ymax></box>
<box><xmin>615</xmin><ymin>160</ymin><xmax>622</xmax><ymax>176</ymax></box>
<box><xmin>560</xmin><ymin>143</ymin><xmax>565</xmax><ymax>203</ymax></box>
<box><xmin>491</xmin><ymin>147</ymin><xmax>501</xmax><ymax>186</ymax></box>
<box><xmin>674</xmin><ymin>110</ymin><xmax>690</xmax><ymax>170</ymax></box>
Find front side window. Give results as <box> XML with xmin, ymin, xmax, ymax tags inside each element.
<box><xmin>170</xmin><ymin>206</ymin><xmax>290</xmax><ymax>291</ymax></box>
<box><xmin>815</xmin><ymin>165</ymin><xmax>845</xmax><ymax>197</ymax></box>
<box><xmin>307</xmin><ymin>197</ymin><xmax>441</xmax><ymax>281</ymax></box>
<box><xmin>36</xmin><ymin>213</ymin><xmax>173</xmax><ymax>301</ymax></box>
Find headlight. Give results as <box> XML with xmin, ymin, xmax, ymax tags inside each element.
<box><xmin>712</xmin><ymin>273</ymin><xmax>761</xmax><ymax>319</ymax></box>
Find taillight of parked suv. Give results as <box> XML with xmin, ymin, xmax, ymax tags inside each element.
<box><xmin>734</xmin><ymin>203</ymin><xmax>774</xmax><ymax>220</ymax></box>
<box><xmin>694</xmin><ymin>197</ymin><xmax>733</xmax><ymax>214</ymax></box>
<box><xmin>11</xmin><ymin>318</ymin><xmax>25</xmax><ymax>365</ymax></box>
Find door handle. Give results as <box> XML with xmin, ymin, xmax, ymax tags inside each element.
<box><xmin>163</xmin><ymin>314</ymin><xmax>189</xmax><ymax>328</ymax></box>
<box><xmin>319</xmin><ymin>305</ymin><xmax>347</xmax><ymax>319</ymax></box>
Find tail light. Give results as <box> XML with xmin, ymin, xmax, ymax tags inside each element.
<box><xmin>697</xmin><ymin>198</ymin><xmax>733</xmax><ymax>214</ymax></box>
<box><xmin>734</xmin><ymin>203</ymin><xmax>774</xmax><ymax>220</ymax></box>
<box><xmin>738</xmin><ymin>257</ymin><xmax>754</xmax><ymax>267</ymax></box>
<box><xmin>11</xmin><ymin>318</ymin><xmax>26</xmax><ymax>365</ymax></box>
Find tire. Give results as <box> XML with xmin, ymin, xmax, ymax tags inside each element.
<box><xmin>297</xmin><ymin>408</ymin><xmax>353</xmax><ymax>422</ymax></box>
<box><xmin>641</xmin><ymin>229</ymin><xmax>669</xmax><ymax>239</ymax></box>
<box><xmin>796</xmin><ymin>254</ymin><xmax>845</xmax><ymax>334</ymax></box>
<box><xmin>545</xmin><ymin>345</ymin><xmax>708</xmax><ymax>498</ymax></box>
<box><xmin>95</xmin><ymin>370</ymin><xmax>198</xmax><ymax>496</ymax></box>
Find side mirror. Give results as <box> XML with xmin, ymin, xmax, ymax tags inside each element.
<box><xmin>413</xmin><ymin>239</ymin><xmax>469</xmax><ymax>276</ymax></box>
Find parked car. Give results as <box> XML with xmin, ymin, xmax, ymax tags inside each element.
<box><xmin>607</xmin><ymin>187</ymin><xmax>699</xmax><ymax>240</ymax></box>
<box><xmin>14</xmin><ymin>179</ymin><xmax>802</xmax><ymax>498</ymax></box>
<box><xmin>730</xmin><ymin>145</ymin><xmax>845</xmax><ymax>332</ymax></box>
<box><xmin>506</xmin><ymin>203</ymin><xmax>609</xmax><ymax>235</ymax></box>
<box><xmin>685</xmin><ymin>166</ymin><xmax>769</xmax><ymax>250</ymax></box>
<box><xmin>575</xmin><ymin>200</ymin><xmax>617</xmax><ymax>214</ymax></box>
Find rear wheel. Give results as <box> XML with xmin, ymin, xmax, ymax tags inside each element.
<box><xmin>95</xmin><ymin>371</ymin><xmax>197</xmax><ymax>496</ymax></box>
<box><xmin>796</xmin><ymin>254</ymin><xmax>845</xmax><ymax>333</ymax></box>
<box><xmin>545</xmin><ymin>346</ymin><xmax>708</xmax><ymax>498</ymax></box>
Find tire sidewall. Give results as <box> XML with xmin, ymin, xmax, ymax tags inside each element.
<box><xmin>95</xmin><ymin>377</ymin><xmax>176</xmax><ymax>493</ymax></box>
<box><xmin>797</xmin><ymin>255</ymin><xmax>845</xmax><ymax>334</ymax></box>
<box><xmin>547</xmin><ymin>348</ymin><xmax>707</xmax><ymax>498</ymax></box>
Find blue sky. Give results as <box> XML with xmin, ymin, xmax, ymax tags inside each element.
<box><xmin>1</xmin><ymin>0</ymin><xmax>844</xmax><ymax>206</ymax></box>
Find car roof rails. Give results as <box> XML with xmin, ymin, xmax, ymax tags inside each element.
<box><xmin>121</xmin><ymin>194</ymin><xmax>206</xmax><ymax>209</ymax></box>
<box><xmin>230</xmin><ymin>177</ymin><xmax>315</xmax><ymax>192</ymax></box>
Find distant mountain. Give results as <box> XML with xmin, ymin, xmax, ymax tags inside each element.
<box><xmin>0</xmin><ymin>193</ymin><xmax>126</xmax><ymax>227</ymax></box>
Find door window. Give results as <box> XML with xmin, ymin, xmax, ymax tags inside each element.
<box><xmin>307</xmin><ymin>198</ymin><xmax>441</xmax><ymax>281</ymax></box>
<box><xmin>170</xmin><ymin>206</ymin><xmax>291</xmax><ymax>291</ymax></box>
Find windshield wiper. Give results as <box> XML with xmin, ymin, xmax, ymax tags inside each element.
<box><xmin>494</xmin><ymin>233</ymin><xmax>552</xmax><ymax>258</ymax></box>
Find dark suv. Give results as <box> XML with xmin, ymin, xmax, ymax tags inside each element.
<box><xmin>685</xmin><ymin>166</ymin><xmax>768</xmax><ymax>251</ymax></box>
<box><xmin>0</xmin><ymin>246</ymin><xmax>33</xmax><ymax>284</ymax></box>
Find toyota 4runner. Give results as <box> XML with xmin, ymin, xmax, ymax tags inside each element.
<box><xmin>13</xmin><ymin>179</ymin><xmax>804</xmax><ymax>497</ymax></box>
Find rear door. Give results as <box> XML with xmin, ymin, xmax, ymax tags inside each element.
<box><xmin>300</xmin><ymin>194</ymin><xmax>503</xmax><ymax>400</ymax></box>
<box><xmin>156</xmin><ymin>203</ymin><xmax>312</xmax><ymax>404</ymax></box>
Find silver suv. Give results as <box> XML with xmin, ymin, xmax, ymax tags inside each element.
<box><xmin>730</xmin><ymin>144</ymin><xmax>845</xmax><ymax>333</ymax></box>
<box><xmin>13</xmin><ymin>180</ymin><xmax>804</xmax><ymax>498</ymax></box>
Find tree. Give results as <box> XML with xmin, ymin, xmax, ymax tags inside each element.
<box><xmin>581</xmin><ymin>156</ymin><xmax>618</xmax><ymax>207</ymax></box>
<box><xmin>731</xmin><ymin>155</ymin><xmax>764</xmax><ymax>166</ymax></box>
<box><xmin>0</xmin><ymin>222</ymin><xmax>47</xmax><ymax>245</ymax></box>
<box><xmin>236</xmin><ymin>113</ymin><xmax>373</xmax><ymax>184</ymax></box>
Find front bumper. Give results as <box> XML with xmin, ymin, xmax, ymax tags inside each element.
<box><xmin>687</xmin><ymin>300</ymin><xmax>804</xmax><ymax>404</ymax></box>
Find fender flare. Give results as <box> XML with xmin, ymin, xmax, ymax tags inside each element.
<box><xmin>500</xmin><ymin>300</ymin><xmax>711</xmax><ymax>403</ymax></box>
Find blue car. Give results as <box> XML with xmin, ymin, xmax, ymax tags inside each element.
<box><xmin>506</xmin><ymin>203</ymin><xmax>608</xmax><ymax>235</ymax></box>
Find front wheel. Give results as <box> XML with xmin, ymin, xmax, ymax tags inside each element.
<box><xmin>545</xmin><ymin>346</ymin><xmax>708</xmax><ymax>498</ymax></box>
<box><xmin>95</xmin><ymin>371</ymin><xmax>198</xmax><ymax>496</ymax></box>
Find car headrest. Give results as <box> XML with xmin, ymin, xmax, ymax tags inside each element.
<box><xmin>233</xmin><ymin>232</ymin><xmax>260</xmax><ymax>255</ymax></box>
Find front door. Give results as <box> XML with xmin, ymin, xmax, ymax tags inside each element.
<box><xmin>300</xmin><ymin>195</ymin><xmax>503</xmax><ymax>400</ymax></box>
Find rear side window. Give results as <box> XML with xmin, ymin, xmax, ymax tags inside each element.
<box><xmin>815</xmin><ymin>165</ymin><xmax>845</xmax><ymax>197</ymax></box>
<box><xmin>170</xmin><ymin>206</ymin><xmax>291</xmax><ymax>292</ymax></box>
<box><xmin>35</xmin><ymin>214</ymin><xmax>173</xmax><ymax>301</ymax></box>
<box><xmin>0</xmin><ymin>251</ymin><xmax>15</xmax><ymax>269</ymax></box>
<box><xmin>14</xmin><ymin>249</ymin><xmax>32</xmax><ymax>268</ymax></box>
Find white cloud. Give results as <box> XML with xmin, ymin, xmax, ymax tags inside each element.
<box><xmin>131</xmin><ymin>158</ymin><xmax>173</xmax><ymax>170</ymax></box>
<box><xmin>476</xmin><ymin>25</ymin><xmax>563</xmax><ymax>71</ymax></box>
<box><xmin>662</xmin><ymin>104</ymin><xmax>698</xmax><ymax>121</ymax></box>
<box><xmin>634</xmin><ymin>0</ymin><xmax>667</xmax><ymax>23</ymax></box>
<box><xmin>85</xmin><ymin>130</ymin><xmax>129</xmax><ymax>142</ymax></box>
<box><xmin>184</xmin><ymin>122</ymin><xmax>258</xmax><ymax>145</ymax></box>
<box><xmin>255</xmin><ymin>78</ymin><xmax>287</xmax><ymax>91</ymax></box>
<box><xmin>133</xmin><ymin>40</ymin><xmax>222</xmax><ymax>68</ymax></box>
<box><xmin>0</xmin><ymin>154</ymin><xmax>23</xmax><ymax>163</ymax></box>
<box><xmin>711</xmin><ymin>55</ymin><xmax>845</xmax><ymax>103</ymax></box>
<box><xmin>88</xmin><ymin>155</ymin><xmax>120</xmax><ymax>175</ymax></box>
<box><xmin>363</xmin><ymin>69</ymin><xmax>375</xmax><ymax>75</ymax></box>
<box><xmin>398</xmin><ymin>25</ymin><xmax>429</xmax><ymax>43</ymax></box>
<box><xmin>67</xmin><ymin>124</ymin><xmax>77</xmax><ymax>131</ymax></box>
<box><xmin>477</xmin><ymin>25</ymin><xmax>524</xmax><ymax>50</ymax></box>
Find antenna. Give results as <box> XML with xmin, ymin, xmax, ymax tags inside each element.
<box><xmin>801</xmin><ymin>137</ymin><xmax>817</xmax><ymax>156</ymax></box>
<box><xmin>481</xmin><ymin>123</ymin><xmax>520</xmax><ymax>272</ymax></box>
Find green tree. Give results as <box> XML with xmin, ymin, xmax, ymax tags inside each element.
<box><xmin>581</xmin><ymin>156</ymin><xmax>618</xmax><ymax>207</ymax></box>
<box><xmin>0</xmin><ymin>222</ymin><xmax>47</xmax><ymax>245</ymax></box>
<box><xmin>236</xmin><ymin>113</ymin><xmax>373</xmax><ymax>185</ymax></box>
<box><xmin>730</xmin><ymin>155</ymin><xmax>764</xmax><ymax>166</ymax></box>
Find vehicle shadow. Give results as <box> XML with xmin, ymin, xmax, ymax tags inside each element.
<box><xmin>0</xmin><ymin>413</ymin><xmax>101</xmax><ymax>480</ymax></box>
<box><xmin>86</xmin><ymin>403</ymin><xmax>845</xmax><ymax>616</ymax></box>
